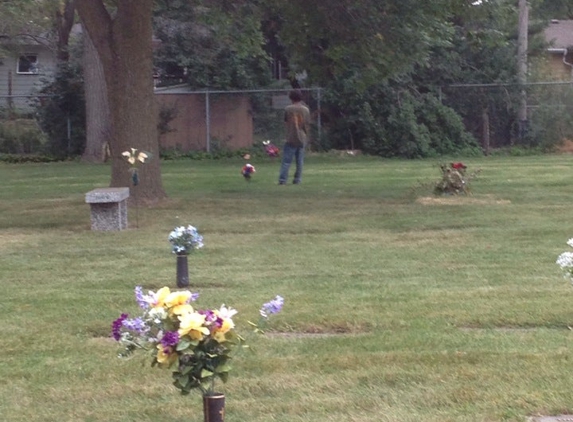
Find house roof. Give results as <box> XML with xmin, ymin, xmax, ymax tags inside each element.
<box><xmin>544</xmin><ymin>20</ymin><xmax>573</xmax><ymax>50</ymax></box>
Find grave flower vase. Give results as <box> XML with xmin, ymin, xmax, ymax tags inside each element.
<box><xmin>176</xmin><ymin>254</ymin><xmax>189</xmax><ymax>288</ymax></box>
<box><xmin>203</xmin><ymin>393</ymin><xmax>225</xmax><ymax>422</ymax></box>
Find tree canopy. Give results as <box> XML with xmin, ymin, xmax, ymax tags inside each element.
<box><xmin>153</xmin><ymin>0</ymin><xmax>271</xmax><ymax>89</ymax></box>
<box><xmin>2</xmin><ymin>0</ymin><xmax>570</xmax><ymax>184</ymax></box>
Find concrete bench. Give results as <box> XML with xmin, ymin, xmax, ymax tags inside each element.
<box><xmin>85</xmin><ymin>187</ymin><xmax>129</xmax><ymax>231</ymax></box>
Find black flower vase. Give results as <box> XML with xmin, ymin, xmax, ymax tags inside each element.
<box><xmin>176</xmin><ymin>254</ymin><xmax>189</xmax><ymax>288</ymax></box>
<box><xmin>203</xmin><ymin>393</ymin><xmax>225</xmax><ymax>422</ymax></box>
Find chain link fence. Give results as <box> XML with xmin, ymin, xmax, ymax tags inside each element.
<box><xmin>1</xmin><ymin>88</ymin><xmax>324</xmax><ymax>156</ymax></box>
<box><xmin>155</xmin><ymin>87</ymin><xmax>323</xmax><ymax>153</ymax></box>
<box><xmin>2</xmin><ymin>82</ymin><xmax>572</xmax><ymax>157</ymax></box>
<box><xmin>441</xmin><ymin>81</ymin><xmax>573</xmax><ymax>152</ymax></box>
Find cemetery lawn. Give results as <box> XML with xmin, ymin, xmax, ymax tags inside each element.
<box><xmin>0</xmin><ymin>153</ymin><xmax>572</xmax><ymax>422</ymax></box>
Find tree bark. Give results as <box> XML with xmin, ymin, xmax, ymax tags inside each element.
<box><xmin>55</xmin><ymin>0</ymin><xmax>76</xmax><ymax>62</ymax></box>
<box><xmin>81</xmin><ymin>29</ymin><xmax>111</xmax><ymax>163</ymax></box>
<box><xmin>76</xmin><ymin>0</ymin><xmax>166</xmax><ymax>202</ymax></box>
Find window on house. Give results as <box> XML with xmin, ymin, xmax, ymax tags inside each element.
<box><xmin>17</xmin><ymin>54</ymin><xmax>38</xmax><ymax>74</ymax></box>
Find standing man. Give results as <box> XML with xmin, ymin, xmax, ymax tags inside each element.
<box><xmin>278</xmin><ymin>89</ymin><xmax>311</xmax><ymax>185</ymax></box>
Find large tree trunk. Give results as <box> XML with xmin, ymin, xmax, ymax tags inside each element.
<box><xmin>81</xmin><ymin>29</ymin><xmax>111</xmax><ymax>163</ymax></box>
<box><xmin>76</xmin><ymin>0</ymin><xmax>166</xmax><ymax>202</ymax></box>
<box><xmin>55</xmin><ymin>0</ymin><xmax>76</xmax><ymax>62</ymax></box>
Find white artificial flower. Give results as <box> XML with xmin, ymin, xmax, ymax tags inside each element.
<box><xmin>148</xmin><ymin>307</ymin><xmax>168</xmax><ymax>323</ymax></box>
<box><xmin>556</xmin><ymin>252</ymin><xmax>573</xmax><ymax>269</ymax></box>
<box><xmin>217</xmin><ymin>304</ymin><xmax>238</xmax><ymax>319</ymax></box>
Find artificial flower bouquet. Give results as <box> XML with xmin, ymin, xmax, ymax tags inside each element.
<box><xmin>112</xmin><ymin>286</ymin><xmax>283</xmax><ymax>396</ymax></box>
<box><xmin>262</xmin><ymin>140</ymin><xmax>279</xmax><ymax>157</ymax></box>
<box><xmin>556</xmin><ymin>238</ymin><xmax>573</xmax><ymax>283</ymax></box>
<box><xmin>168</xmin><ymin>225</ymin><xmax>204</xmax><ymax>255</ymax></box>
<box><xmin>241</xmin><ymin>164</ymin><xmax>256</xmax><ymax>180</ymax></box>
<box><xmin>434</xmin><ymin>162</ymin><xmax>480</xmax><ymax>196</ymax></box>
<box><xmin>121</xmin><ymin>148</ymin><xmax>149</xmax><ymax>186</ymax></box>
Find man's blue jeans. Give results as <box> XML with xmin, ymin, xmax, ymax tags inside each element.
<box><xmin>279</xmin><ymin>143</ymin><xmax>304</xmax><ymax>184</ymax></box>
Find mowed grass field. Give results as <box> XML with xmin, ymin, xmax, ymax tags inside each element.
<box><xmin>1</xmin><ymin>154</ymin><xmax>572</xmax><ymax>422</ymax></box>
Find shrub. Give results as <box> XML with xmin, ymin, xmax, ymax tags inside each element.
<box><xmin>33</xmin><ymin>62</ymin><xmax>86</xmax><ymax>158</ymax></box>
<box><xmin>0</xmin><ymin>118</ymin><xmax>47</xmax><ymax>154</ymax></box>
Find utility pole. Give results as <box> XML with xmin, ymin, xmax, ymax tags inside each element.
<box><xmin>517</xmin><ymin>0</ymin><xmax>528</xmax><ymax>143</ymax></box>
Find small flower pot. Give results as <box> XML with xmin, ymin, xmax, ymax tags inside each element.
<box><xmin>176</xmin><ymin>254</ymin><xmax>189</xmax><ymax>288</ymax></box>
<box><xmin>203</xmin><ymin>393</ymin><xmax>225</xmax><ymax>422</ymax></box>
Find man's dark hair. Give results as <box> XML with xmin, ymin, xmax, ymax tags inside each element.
<box><xmin>288</xmin><ymin>89</ymin><xmax>303</xmax><ymax>102</ymax></box>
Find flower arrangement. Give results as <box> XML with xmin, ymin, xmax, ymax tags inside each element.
<box><xmin>121</xmin><ymin>148</ymin><xmax>149</xmax><ymax>186</ymax></box>
<box><xmin>168</xmin><ymin>225</ymin><xmax>204</xmax><ymax>255</ymax></box>
<box><xmin>241</xmin><ymin>164</ymin><xmax>256</xmax><ymax>180</ymax></box>
<box><xmin>262</xmin><ymin>140</ymin><xmax>280</xmax><ymax>158</ymax></box>
<box><xmin>112</xmin><ymin>286</ymin><xmax>284</xmax><ymax>396</ymax></box>
<box><xmin>556</xmin><ymin>238</ymin><xmax>573</xmax><ymax>283</ymax></box>
<box><xmin>434</xmin><ymin>162</ymin><xmax>480</xmax><ymax>196</ymax></box>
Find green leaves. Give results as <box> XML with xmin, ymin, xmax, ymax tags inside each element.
<box><xmin>176</xmin><ymin>338</ymin><xmax>193</xmax><ymax>351</ymax></box>
<box><xmin>153</xmin><ymin>0</ymin><xmax>271</xmax><ymax>89</ymax></box>
<box><xmin>273</xmin><ymin>0</ymin><xmax>456</xmax><ymax>86</ymax></box>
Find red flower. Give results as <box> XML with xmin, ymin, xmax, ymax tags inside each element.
<box><xmin>451</xmin><ymin>162</ymin><xmax>466</xmax><ymax>170</ymax></box>
<box><xmin>242</xmin><ymin>164</ymin><xmax>256</xmax><ymax>179</ymax></box>
<box><xmin>265</xmin><ymin>144</ymin><xmax>280</xmax><ymax>157</ymax></box>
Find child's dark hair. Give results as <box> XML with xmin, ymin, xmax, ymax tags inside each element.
<box><xmin>288</xmin><ymin>89</ymin><xmax>303</xmax><ymax>102</ymax></box>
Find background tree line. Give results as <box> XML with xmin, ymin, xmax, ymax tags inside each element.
<box><xmin>1</xmin><ymin>0</ymin><xmax>572</xmax><ymax>201</ymax></box>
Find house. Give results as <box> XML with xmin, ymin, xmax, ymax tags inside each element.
<box><xmin>0</xmin><ymin>38</ymin><xmax>56</xmax><ymax>112</ymax></box>
<box><xmin>543</xmin><ymin>19</ymin><xmax>573</xmax><ymax>81</ymax></box>
<box><xmin>1</xmin><ymin>26</ymin><xmax>258</xmax><ymax>152</ymax></box>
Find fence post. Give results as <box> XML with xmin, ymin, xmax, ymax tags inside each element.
<box><xmin>315</xmin><ymin>88</ymin><xmax>322</xmax><ymax>142</ymax></box>
<box><xmin>205</xmin><ymin>90</ymin><xmax>211</xmax><ymax>153</ymax></box>
<box><xmin>67</xmin><ymin>114</ymin><xmax>71</xmax><ymax>155</ymax></box>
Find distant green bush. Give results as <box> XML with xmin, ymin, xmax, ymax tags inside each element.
<box><xmin>0</xmin><ymin>118</ymin><xmax>47</xmax><ymax>154</ymax></box>
<box><xmin>34</xmin><ymin>62</ymin><xmax>86</xmax><ymax>158</ymax></box>
<box><xmin>0</xmin><ymin>153</ymin><xmax>67</xmax><ymax>163</ymax></box>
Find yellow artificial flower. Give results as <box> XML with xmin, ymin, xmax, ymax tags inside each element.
<box><xmin>165</xmin><ymin>291</ymin><xmax>192</xmax><ymax>308</ymax></box>
<box><xmin>213</xmin><ymin>330</ymin><xmax>227</xmax><ymax>343</ymax></box>
<box><xmin>153</xmin><ymin>287</ymin><xmax>171</xmax><ymax>308</ymax></box>
<box><xmin>216</xmin><ymin>317</ymin><xmax>235</xmax><ymax>335</ymax></box>
<box><xmin>213</xmin><ymin>305</ymin><xmax>237</xmax><ymax>335</ymax></box>
<box><xmin>122</xmin><ymin>148</ymin><xmax>148</xmax><ymax>165</ymax></box>
<box><xmin>165</xmin><ymin>291</ymin><xmax>194</xmax><ymax>316</ymax></box>
<box><xmin>171</xmin><ymin>303</ymin><xmax>193</xmax><ymax>316</ymax></box>
<box><xmin>156</xmin><ymin>345</ymin><xmax>177</xmax><ymax>367</ymax></box>
<box><xmin>178</xmin><ymin>312</ymin><xmax>210</xmax><ymax>340</ymax></box>
<box><xmin>211</xmin><ymin>317</ymin><xmax>234</xmax><ymax>343</ymax></box>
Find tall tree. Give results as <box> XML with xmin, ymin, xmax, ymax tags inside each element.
<box><xmin>76</xmin><ymin>0</ymin><xmax>166</xmax><ymax>202</ymax></box>
<box><xmin>153</xmin><ymin>1</ymin><xmax>270</xmax><ymax>90</ymax></box>
<box><xmin>268</xmin><ymin>0</ymin><xmax>457</xmax><ymax>89</ymax></box>
<box><xmin>54</xmin><ymin>0</ymin><xmax>75</xmax><ymax>62</ymax></box>
<box><xmin>81</xmin><ymin>30</ymin><xmax>111</xmax><ymax>163</ymax></box>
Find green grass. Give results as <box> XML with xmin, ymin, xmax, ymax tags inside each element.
<box><xmin>1</xmin><ymin>154</ymin><xmax>573</xmax><ymax>421</ymax></box>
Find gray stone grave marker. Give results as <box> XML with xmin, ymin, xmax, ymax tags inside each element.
<box><xmin>85</xmin><ymin>187</ymin><xmax>130</xmax><ymax>231</ymax></box>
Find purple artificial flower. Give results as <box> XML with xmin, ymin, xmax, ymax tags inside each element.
<box><xmin>190</xmin><ymin>292</ymin><xmax>200</xmax><ymax>302</ymax></box>
<box><xmin>112</xmin><ymin>313</ymin><xmax>129</xmax><ymax>341</ymax></box>
<box><xmin>160</xmin><ymin>331</ymin><xmax>179</xmax><ymax>348</ymax></box>
<box><xmin>135</xmin><ymin>286</ymin><xmax>150</xmax><ymax>309</ymax></box>
<box><xmin>260</xmin><ymin>295</ymin><xmax>284</xmax><ymax>319</ymax></box>
<box><xmin>200</xmin><ymin>309</ymin><xmax>217</xmax><ymax>322</ymax></box>
<box><xmin>215</xmin><ymin>316</ymin><xmax>223</xmax><ymax>328</ymax></box>
<box><xmin>122</xmin><ymin>317</ymin><xmax>148</xmax><ymax>334</ymax></box>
